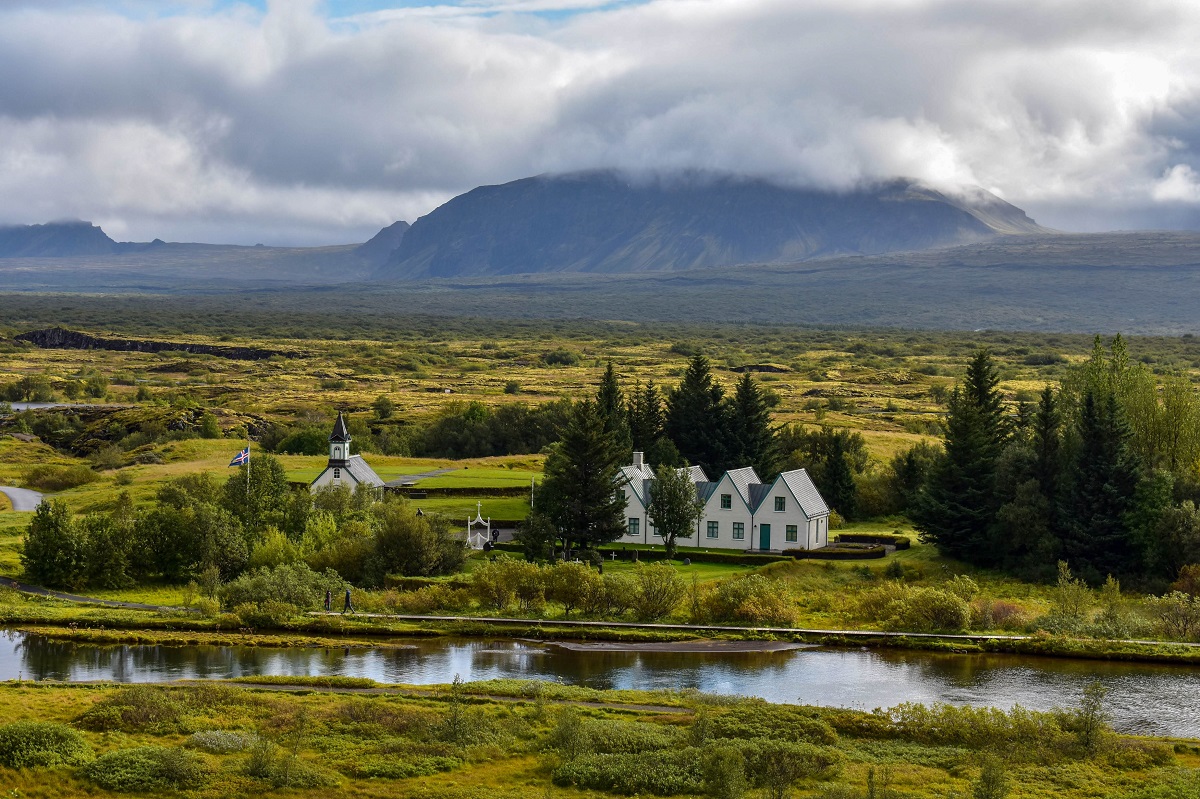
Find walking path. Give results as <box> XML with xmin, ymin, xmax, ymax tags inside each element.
<box><xmin>0</xmin><ymin>577</ymin><xmax>193</xmax><ymax>613</ymax></box>
<box><xmin>0</xmin><ymin>486</ymin><xmax>43</xmax><ymax>512</ymax></box>
<box><xmin>384</xmin><ymin>468</ymin><xmax>457</xmax><ymax>487</ymax></box>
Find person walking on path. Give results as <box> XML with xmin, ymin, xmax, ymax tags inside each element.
<box><xmin>342</xmin><ymin>588</ymin><xmax>354</xmax><ymax>614</ymax></box>
<box><xmin>324</xmin><ymin>590</ymin><xmax>332</xmax><ymax>612</ymax></box>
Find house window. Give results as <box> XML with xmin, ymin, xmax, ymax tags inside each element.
<box><xmin>628</xmin><ymin>518</ymin><xmax>639</xmax><ymax>537</ymax></box>
<box><xmin>732</xmin><ymin>522</ymin><xmax>745</xmax><ymax>540</ymax></box>
<box><xmin>786</xmin><ymin>525</ymin><xmax>798</xmax><ymax>543</ymax></box>
<box><xmin>775</xmin><ymin>496</ymin><xmax>786</xmax><ymax>512</ymax></box>
<box><xmin>720</xmin><ymin>494</ymin><xmax>732</xmax><ymax>509</ymax></box>
<box><xmin>707</xmin><ymin>521</ymin><xmax>719</xmax><ymax>539</ymax></box>
<box><xmin>333</xmin><ymin>468</ymin><xmax>340</xmax><ymax>479</ymax></box>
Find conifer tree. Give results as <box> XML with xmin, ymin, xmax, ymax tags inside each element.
<box><xmin>913</xmin><ymin>350</ymin><xmax>1009</xmax><ymax>564</ymax></box>
<box><xmin>538</xmin><ymin>400</ymin><xmax>627</xmax><ymax>552</ymax></box>
<box><xmin>666</xmin><ymin>354</ymin><xmax>731</xmax><ymax>479</ymax></box>
<box><xmin>596</xmin><ymin>362</ymin><xmax>632</xmax><ymax>456</ymax></box>
<box><xmin>1062</xmin><ymin>392</ymin><xmax>1142</xmax><ymax>582</ymax></box>
<box><xmin>1033</xmin><ymin>385</ymin><xmax>1063</xmax><ymax>502</ymax></box>
<box><xmin>727</xmin><ymin>372</ymin><xmax>777</xmax><ymax>479</ymax></box>
<box><xmin>822</xmin><ymin>434</ymin><xmax>859</xmax><ymax>520</ymax></box>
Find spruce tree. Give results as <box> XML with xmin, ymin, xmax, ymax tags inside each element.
<box><xmin>913</xmin><ymin>350</ymin><xmax>1009</xmax><ymax>565</ymax></box>
<box><xmin>1033</xmin><ymin>386</ymin><xmax>1062</xmax><ymax>502</ymax></box>
<box><xmin>1062</xmin><ymin>392</ymin><xmax>1142</xmax><ymax>582</ymax></box>
<box><xmin>666</xmin><ymin>354</ymin><xmax>731</xmax><ymax>478</ymax></box>
<box><xmin>823</xmin><ymin>434</ymin><xmax>859</xmax><ymax>520</ymax></box>
<box><xmin>539</xmin><ymin>400</ymin><xmax>627</xmax><ymax>552</ymax></box>
<box><xmin>596</xmin><ymin>362</ymin><xmax>632</xmax><ymax>456</ymax></box>
<box><xmin>727</xmin><ymin>372</ymin><xmax>777</xmax><ymax>478</ymax></box>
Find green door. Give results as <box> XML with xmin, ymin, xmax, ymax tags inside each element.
<box><xmin>759</xmin><ymin>524</ymin><xmax>771</xmax><ymax>551</ymax></box>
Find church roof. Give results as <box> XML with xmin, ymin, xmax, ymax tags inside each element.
<box><xmin>344</xmin><ymin>455</ymin><xmax>384</xmax><ymax>487</ymax></box>
<box><xmin>329</xmin><ymin>412</ymin><xmax>350</xmax><ymax>442</ymax></box>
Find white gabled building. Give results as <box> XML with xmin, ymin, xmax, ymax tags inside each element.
<box><xmin>309</xmin><ymin>411</ymin><xmax>385</xmax><ymax>492</ymax></box>
<box><xmin>617</xmin><ymin>452</ymin><xmax>831</xmax><ymax>552</ymax></box>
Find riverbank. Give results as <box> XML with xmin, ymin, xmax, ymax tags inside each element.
<box><xmin>0</xmin><ymin>676</ymin><xmax>1196</xmax><ymax>799</ymax></box>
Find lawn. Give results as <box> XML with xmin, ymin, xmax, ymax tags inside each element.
<box><xmin>410</xmin><ymin>495</ymin><xmax>531</xmax><ymax>521</ymax></box>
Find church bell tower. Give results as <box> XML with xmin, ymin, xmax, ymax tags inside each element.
<box><xmin>329</xmin><ymin>411</ymin><xmax>350</xmax><ymax>467</ymax></box>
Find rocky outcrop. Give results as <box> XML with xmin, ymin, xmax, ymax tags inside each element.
<box><xmin>14</xmin><ymin>328</ymin><xmax>300</xmax><ymax>360</ymax></box>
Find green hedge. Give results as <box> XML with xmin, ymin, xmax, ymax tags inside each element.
<box><xmin>785</xmin><ymin>545</ymin><xmax>886</xmax><ymax>560</ymax></box>
<box><xmin>492</xmin><ymin>541</ymin><xmax>789</xmax><ymax>566</ymax></box>
<box><xmin>836</xmin><ymin>533</ymin><xmax>911</xmax><ymax>549</ymax></box>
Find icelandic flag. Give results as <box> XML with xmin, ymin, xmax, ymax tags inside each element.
<box><xmin>228</xmin><ymin>447</ymin><xmax>250</xmax><ymax>467</ymax></box>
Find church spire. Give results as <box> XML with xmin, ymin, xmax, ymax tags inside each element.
<box><xmin>329</xmin><ymin>411</ymin><xmax>350</xmax><ymax>443</ymax></box>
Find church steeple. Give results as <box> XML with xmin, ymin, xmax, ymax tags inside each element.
<box><xmin>329</xmin><ymin>411</ymin><xmax>350</xmax><ymax>466</ymax></box>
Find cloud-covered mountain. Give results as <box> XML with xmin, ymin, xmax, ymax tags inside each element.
<box><xmin>0</xmin><ymin>221</ymin><xmax>117</xmax><ymax>258</ymax></box>
<box><xmin>378</xmin><ymin>172</ymin><xmax>1047</xmax><ymax>278</ymax></box>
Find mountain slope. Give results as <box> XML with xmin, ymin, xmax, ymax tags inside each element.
<box><xmin>379</xmin><ymin>171</ymin><xmax>1047</xmax><ymax>278</ymax></box>
<box><xmin>0</xmin><ymin>221</ymin><xmax>117</xmax><ymax>257</ymax></box>
<box><xmin>355</xmin><ymin>220</ymin><xmax>410</xmax><ymax>266</ymax></box>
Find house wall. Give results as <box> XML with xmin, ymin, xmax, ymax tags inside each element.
<box><xmin>618</xmin><ymin>484</ymin><xmax>650</xmax><ymax>544</ymax></box>
<box><xmin>310</xmin><ymin>466</ymin><xmax>352</xmax><ymax>491</ymax></box>
<box><xmin>755</xmin><ymin>483</ymin><xmax>815</xmax><ymax>551</ymax></box>
<box><xmin>697</xmin><ymin>474</ymin><xmax>754</xmax><ymax>550</ymax></box>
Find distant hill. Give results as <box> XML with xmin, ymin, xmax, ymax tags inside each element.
<box><xmin>0</xmin><ymin>221</ymin><xmax>117</xmax><ymax>257</ymax></box>
<box><xmin>355</xmin><ymin>221</ymin><xmax>410</xmax><ymax>266</ymax></box>
<box><xmin>378</xmin><ymin>171</ymin><xmax>1048</xmax><ymax>278</ymax></box>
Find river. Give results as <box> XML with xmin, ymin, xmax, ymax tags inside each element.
<box><xmin>4</xmin><ymin>632</ymin><xmax>1199</xmax><ymax>737</ymax></box>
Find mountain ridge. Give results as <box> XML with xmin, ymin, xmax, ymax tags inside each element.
<box><xmin>377</xmin><ymin>171</ymin><xmax>1048</xmax><ymax>279</ymax></box>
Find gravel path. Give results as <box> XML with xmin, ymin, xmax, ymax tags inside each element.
<box><xmin>0</xmin><ymin>486</ymin><xmax>43</xmax><ymax>511</ymax></box>
<box><xmin>383</xmin><ymin>468</ymin><xmax>458</xmax><ymax>487</ymax></box>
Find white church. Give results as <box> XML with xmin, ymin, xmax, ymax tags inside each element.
<box><xmin>309</xmin><ymin>411</ymin><xmax>385</xmax><ymax>492</ymax></box>
<box><xmin>618</xmin><ymin>452</ymin><xmax>831</xmax><ymax>552</ymax></box>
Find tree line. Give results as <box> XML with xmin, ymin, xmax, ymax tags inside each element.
<box><xmin>914</xmin><ymin>338</ymin><xmax>1200</xmax><ymax>587</ymax></box>
<box><xmin>22</xmin><ymin>456</ymin><xmax>464</xmax><ymax>591</ymax></box>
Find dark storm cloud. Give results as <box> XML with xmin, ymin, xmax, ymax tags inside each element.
<box><xmin>1</xmin><ymin>0</ymin><xmax>1199</xmax><ymax>243</ymax></box>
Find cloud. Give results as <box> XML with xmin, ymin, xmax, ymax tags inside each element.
<box><xmin>1</xmin><ymin>0</ymin><xmax>1200</xmax><ymax>242</ymax></box>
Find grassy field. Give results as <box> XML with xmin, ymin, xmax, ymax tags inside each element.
<box><xmin>0</xmin><ymin>679</ymin><xmax>1193</xmax><ymax>799</ymax></box>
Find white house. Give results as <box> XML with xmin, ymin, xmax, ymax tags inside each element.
<box><xmin>309</xmin><ymin>411</ymin><xmax>385</xmax><ymax>492</ymax></box>
<box><xmin>617</xmin><ymin>452</ymin><xmax>830</xmax><ymax>552</ymax></box>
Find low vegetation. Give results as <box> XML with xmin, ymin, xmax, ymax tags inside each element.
<box><xmin>0</xmin><ymin>679</ymin><xmax>1191</xmax><ymax>798</ymax></box>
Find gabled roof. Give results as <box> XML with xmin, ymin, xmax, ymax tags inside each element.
<box><xmin>725</xmin><ymin>467</ymin><xmax>761</xmax><ymax>504</ymax></box>
<box><xmin>704</xmin><ymin>471</ymin><xmax>755</xmax><ymax>512</ymax></box>
<box><xmin>695</xmin><ymin>481</ymin><xmax>718</xmax><ymax>503</ymax></box>
<box><xmin>618</xmin><ymin>464</ymin><xmax>654</xmax><ymax>504</ymax></box>
<box><xmin>344</xmin><ymin>455</ymin><xmax>384</xmax><ymax>487</ymax></box>
<box><xmin>749</xmin><ymin>483</ymin><xmax>771</xmax><ymax>511</ymax></box>
<box><xmin>779</xmin><ymin>469</ymin><xmax>830</xmax><ymax>517</ymax></box>
<box><xmin>329</xmin><ymin>412</ymin><xmax>350</xmax><ymax>442</ymax></box>
<box><xmin>680</xmin><ymin>465</ymin><xmax>709</xmax><ymax>484</ymax></box>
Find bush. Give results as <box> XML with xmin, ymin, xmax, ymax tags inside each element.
<box><xmin>21</xmin><ymin>464</ymin><xmax>100</xmax><ymax>491</ymax></box>
<box><xmin>77</xmin><ymin>685</ymin><xmax>184</xmax><ymax>733</ymax></box>
<box><xmin>553</xmin><ymin>748</ymin><xmax>705</xmax><ymax>795</ymax></box>
<box><xmin>707</xmin><ymin>703</ymin><xmax>838</xmax><ymax>745</ymax></box>
<box><xmin>0</xmin><ymin>721</ymin><xmax>91</xmax><ymax>768</ymax></box>
<box><xmin>188</xmin><ymin>730</ymin><xmax>257</xmax><ymax>754</ymax></box>
<box><xmin>891</xmin><ymin>588</ymin><xmax>971</xmax><ymax>632</ymax></box>
<box><xmin>81</xmin><ymin>746</ymin><xmax>208</xmax><ymax>792</ymax></box>
<box><xmin>786</xmin><ymin>545</ymin><xmax>886</xmax><ymax>560</ymax></box>
<box><xmin>543</xmin><ymin>349</ymin><xmax>581</xmax><ymax>366</ymax></box>
<box><xmin>234</xmin><ymin>601</ymin><xmax>302</xmax><ymax>628</ymax></box>
<box><xmin>219</xmin><ymin>563</ymin><xmax>347</xmax><ymax>611</ymax></box>
<box><xmin>702</xmin><ymin>575</ymin><xmax>796</xmax><ymax>626</ymax></box>
<box><xmin>835</xmin><ymin>533</ymin><xmax>911</xmax><ymax>549</ymax></box>
<box><xmin>631</xmin><ymin>563</ymin><xmax>687</xmax><ymax>621</ymax></box>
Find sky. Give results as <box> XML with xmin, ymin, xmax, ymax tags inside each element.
<box><xmin>2</xmin><ymin>0</ymin><xmax>1200</xmax><ymax>245</ymax></box>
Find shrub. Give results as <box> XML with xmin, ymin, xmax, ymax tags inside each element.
<box><xmin>545</xmin><ymin>561</ymin><xmax>602</xmax><ymax>618</ymax></box>
<box><xmin>1149</xmin><ymin>591</ymin><xmax>1200</xmax><ymax>641</ymax></box>
<box><xmin>835</xmin><ymin>533</ymin><xmax>911</xmax><ymax>549</ymax></box>
<box><xmin>188</xmin><ymin>730</ymin><xmax>257</xmax><ymax>754</ymax></box>
<box><xmin>471</xmin><ymin>557</ymin><xmax>547</xmax><ymax>612</ymax></box>
<box><xmin>387</xmin><ymin>584</ymin><xmax>473</xmax><ymax>614</ymax></box>
<box><xmin>631</xmin><ymin>562</ymin><xmax>687</xmax><ymax>621</ymax></box>
<box><xmin>786</xmin><ymin>545</ymin><xmax>886</xmax><ymax>560</ymax></box>
<box><xmin>21</xmin><ymin>464</ymin><xmax>100</xmax><ymax>491</ymax></box>
<box><xmin>81</xmin><ymin>746</ymin><xmax>208</xmax><ymax>792</ymax></box>
<box><xmin>77</xmin><ymin>685</ymin><xmax>184</xmax><ymax>733</ymax></box>
<box><xmin>0</xmin><ymin>721</ymin><xmax>91</xmax><ymax>768</ymax></box>
<box><xmin>219</xmin><ymin>563</ymin><xmax>347</xmax><ymax>611</ymax></box>
<box><xmin>703</xmin><ymin>746</ymin><xmax>747</xmax><ymax>799</ymax></box>
<box><xmin>740</xmin><ymin>740</ymin><xmax>843</xmax><ymax>798</ymax></box>
<box><xmin>702</xmin><ymin>575</ymin><xmax>796</xmax><ymax>626</ymax></box>
<box><xmin>234</xmin><ymin>600</ymin><xmax>301</xmax><ymax>628</ymax></box>
<box><xmin>543</xmin><ymin>349</ymin><xmax>581</xmax><ymax>366</ymax></box>
<box><xmin>1172</xmin><ymin>564</ymin><xmax>1200</xmax><ymax>597</ymax></box>
<box><xmin>707</xmin><ymin>703</ymin><xmax>838</xmax><ymax>746</ymax></box>
<box><xmin>891</xmin><ymin>588</ymin><xmax>971</xmax><ymax>632</ymax></box>
<box><xmin>553</xmin><ymin>749</ymin><xmax>706</xmax><ymax>795</ymax></box>
<box><xmin>970</xmin><ymin>599</ymin><xmax>1029</xmax><ymax>631</ymax></box>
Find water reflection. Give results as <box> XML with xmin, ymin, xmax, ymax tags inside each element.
<box><xmin>2</xmin><ymin>632</ymin><xmax>1198</xmax><ymax>737</ymax></box>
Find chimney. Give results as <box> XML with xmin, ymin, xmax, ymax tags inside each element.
<box><xmin>632</xmin><ymin>451</ymin><xmax>644</xmax><ymax>468</ymax></box>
